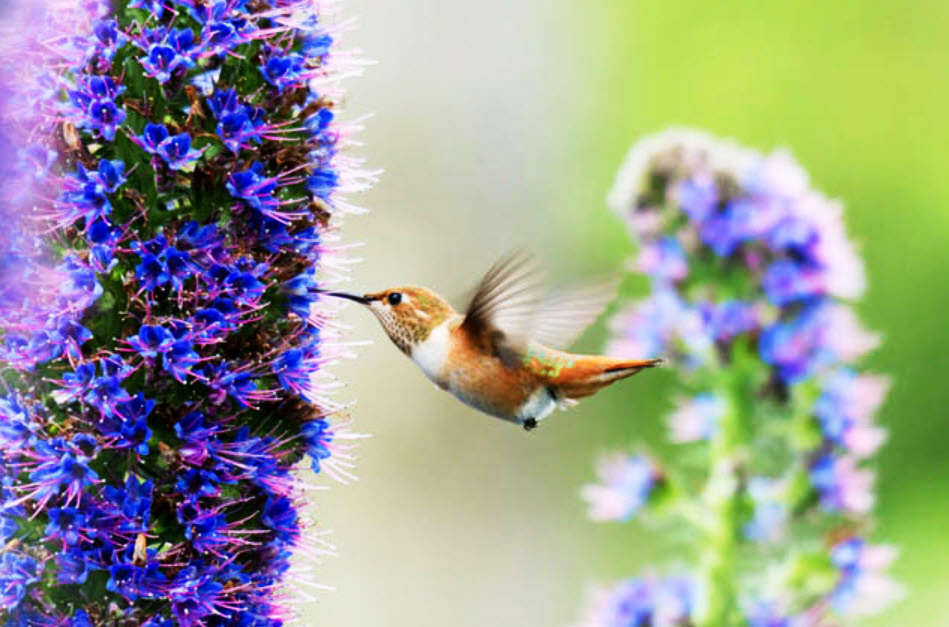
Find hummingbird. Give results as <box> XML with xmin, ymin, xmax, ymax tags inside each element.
<box><xmin>323</xmin><ymin>252</ymin><xmax>661</xmax><ymax>430</ymax></box>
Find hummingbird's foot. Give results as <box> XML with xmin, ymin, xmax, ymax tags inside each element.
<box><xmin>522</xmin><ymin>418</ymin><xmax>538</xmax><ymax>431</ymax></box>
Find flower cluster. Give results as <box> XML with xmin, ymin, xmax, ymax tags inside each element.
<box><xmin>0</xmin><ymin>0</ymin><xmax>372</xmax><ymax>624</ymax></box>
<box><xmin>0</xmin><ymin>0</ymin><xmax>111</xmax><ymax>374</ymax></box>
<box><xmin>579</xmin><ymin>577</ymin><xmax>694</xmax><ymax>627</ymax></box>
<box><xmin>579</xmin><ymin>129</ymin><xmax>899</xmax><ymax>626</ymax></box>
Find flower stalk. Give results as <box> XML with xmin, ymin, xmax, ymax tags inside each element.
<box><xmin>695</xmin><ymin>345</ymin><xmax>754</xmax><ymax>626</ymax></box>
<box><xmin>0</xmin><ymin>0</ymin><xmax>372</xmax><ymax>623</ymax></box>
<box><xmin>579</xmin><ymin>129</ymin><xmax>901</xmax><ymax>627</ymax></box>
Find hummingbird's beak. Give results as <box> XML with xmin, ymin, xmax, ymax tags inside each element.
<box><xmin>317</xmin><ymin>290</ymin><xmax>373</xmax><ymax>305</ymax></box>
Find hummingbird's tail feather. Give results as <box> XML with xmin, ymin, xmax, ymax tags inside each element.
<box><xmin>552</xmin><ymin>357</ymin><xmax>662</xmax><ymax>400</ymax></box>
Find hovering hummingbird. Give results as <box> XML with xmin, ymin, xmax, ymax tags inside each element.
<box><xmin>323</xmin><ymin>252</ymin><xmax>661</xmax><ymax>430</ymax></box>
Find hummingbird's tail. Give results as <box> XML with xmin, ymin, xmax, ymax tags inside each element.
<box><xmin>551</xmin><ymin>356</ymin><xmax>662</xmax><ymax>401</ymax></box>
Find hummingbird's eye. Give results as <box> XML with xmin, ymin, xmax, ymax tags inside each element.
<box><xmin>387</xmin><ymin>292</ymin><xmax>403</xmax><ymax>306</ymax></box>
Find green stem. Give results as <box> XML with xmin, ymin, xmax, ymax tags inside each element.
<box><xmin>695</xmin><ymin>348</ymin><xmax>755</xmax><ymax>627</ymax></box>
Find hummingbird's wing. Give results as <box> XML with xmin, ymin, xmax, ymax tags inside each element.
<box><xmin>461</xmin><ymin>252</ymin><xmax>619</xmax><ymax>352</ymax></box>
<box><xmin>461</xmin><ymin>250</ymin><xmax>546</xmax><ymax>350</ymax></box>
<box><xmin>530</xmin><ymin>277</ymin><xmax>620</xmax><ymax>349</ymax></box>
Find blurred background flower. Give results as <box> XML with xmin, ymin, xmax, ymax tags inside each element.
<box><xmin>315</xmin><ymin>1</ymin><xmax>948</xmax><ymax>626</ymax></box>
<box><xmin>584</xmin><ymin>128</ymin><xmax>898</xmax><ymax>625</ymax></box>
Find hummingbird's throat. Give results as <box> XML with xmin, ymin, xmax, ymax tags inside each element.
<box><xmin>374</xmin><ymin>310</ymin><xmax>422</xmax><ymax>354</ymax></box>
<box><xmin>373</xmin><ymin>306</ymin><xmax>450</xmax><ymax>355</ymax></box>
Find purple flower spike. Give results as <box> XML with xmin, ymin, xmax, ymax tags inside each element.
<box><xmin>301</xmin><ymin>418</ymin><xmax>334</xmax><ymax>472</ymax></box>
<box><xmin>87</xmin><ymin>100</ymin><xmax>126</xmax><ymax>142</ymax></box>
<box><xmin>0</xmin><ymin>0</ymin><xmax>368</xmax><ymax>622</ymax></box>
<box><xmin>260</xmin><ymin>53</ymin><xmax>307</xmax><ymax>91</ymax></box>
<box><xmin>829</xmin><ymin>538</ymin><xmax>903</xmax><ymax>616</ymax></box>
<box><xmin>56</xmin><ymin>549</ymin><xmax>90</xmax><ymax>585</ymax></box>
<box><xmin>205</xmin><ymin>21</ymin><xmax>241</xmax><ymax>56</ymax></box>
<box><xmin>163</xmin><ymin>339</ymin><xmax>200</xmax><ymax>383</ymax></box>
<box><xmin>0</xmin><ymin>552</ymin><xmax>42</xmax><ymax>610</ymax></box>
<box><xmin>581</xmin><ymin>454</ymin><xmax>657</xmax><ymax>522</ymax></box>
<box><xmin>156</xmin><ymin>133</ymin><xmax>204</xmax><ymax>170</ymax></box>
<box><xmin>262</xmin><ymin>496</ymin><xmax>300</xmax><ymax>543</ymax></box>
<box><xmin>667</xmin><ymin>392</ymin><xmax>724</xmax><ymax>443</ymax></box>
<box><xmin>706</xmin><ymin>300</ymin><xmax>758</xmax><ymax>341</ymax></box>
<box><xmin>169</xmin><ymin>27</ymin><xmax>195</xmax><ymax>55</ymax></box>
<box><xmin>815</xmin><ymin>368</ymin><xmax>889</xmax><ymax>458</ymax></box>
<box><xmin>117</xmin><ymin>418</ymin><xmax>153</xmax><ymax>456</ymax></box>
<box><xmin>759</xmin><ymin>303</ymin><xmax>835</xmax><ymax>383</ymax></box>
<box><xmin>676</xmin><ymin>174</ymin><xmax>718</xmax><ymax>222</ymax></box>
<box><xmin>579</xmin><ymin>577</ymin><xmax>694</xmax><ymax>627</ymax></box>
<box><xmin>216</xmin><ymin>109</ymin><xmax>262</xmax><ymax>153</ymax></box>
<box><xmin>763</xmin><ymin>259</ymin><xmax>823</xmax><ymax>305</ymax></box>
<box><xmin>308</xmin><ymin>168</ymin><xmax>339</xmax><ymax>200</ymax></box>
<box><xmin>128</xmin><ymin>324</ymin><xmax>175</xmax><ymax>358</ymax></box>
<box><xmin>143</xmin><ymin>46</ymin><xmax>177</xmax><ymax>83</ymax></box>
<box><xmin>29</xmin><ymin>451</ymin><xmax>100</xmax><ymax>506</ymax></box>
<box><xmin>87</xmin><ymin>220</ymin><xmax>117</xmax><ymax>269</ymax></box>
<box><xmin>94</xmin><ymin>158</ymin><xmax>127</xmax><ymax>193</ymax></box>
<box><xmin>589</xmin><ymin>129</ymin><xmax>894</xmax><ymax>627</ymax></box>
<box><xmin>175</xmin><ymin>468</ymin><xmax>223</xmax><ymax>501</ymax></box>
<box><xmin>135</xmin><ymin>123</ymin><xmax>170</xmax><ymax>155</ymax></box>
<box><xmin>139</xmin><ymin>29</ymin><xmax>196</xmax><ymax>84</ymax></box>
<box><xmin>164</xmin><ymin>248</ymin><xmax>194</xmax><ymax>289</ymax></box>
<box><xmin>135</xmin><ymin>253</ymin><xmax>169</xmax><ymax>291</ymax></box>
<box><xmin>106</xmin><ymin>552</ymin><xmax>167</xmax><ymax>602</ymax></box>
<box><xmin>45</xmin><ymin>507</ymin><xmax>88</xmax><ymax>547</ymax></box>
<box><xmin>636</xmin><ymin>235</ymin><xmax>687</xmax><ymax>282</ymax></box>
<box><xmin>169</xmin><ymin>565</ymin><xmax>225</xmax><ymax>626</ymax></box>
<box><xmin>810</xmin><ymin>454</ymin><xmax>874</xmax><ymax>514</ymax></box>
<box><xmin>129</xmin><ymin>0</ymin><xmax>165</xmax><ymax>18</ymax></box>
<box><xmin>304</xmin><ymin>33</ymin><xmax>334</xmax><ymax>58</ymax></box>
<box><xmin>226</xmin><ymin>162</ymin><xmax>276</xmax><ymax>205</ymax></box>
<box><xmin>69</xmin><ymin>76</ymin><xmax>127</xmax><ymax>141</ymax></box>
<box><xmin>208</xmin><ymin>88</ymin><xmax>242</xmax><ymax>117</ymax></box>
<box><xmin>91</xmin><ymin>19</ymin><xmax>128</xmax><ymax>62</ymax></box>
<box><xmin>226</xmin><ymin>162</ymin><xmax>300</xmax><ymax>221</ymax></box>
<box><xmin>115</xmin><ymin>392</ymin><xmax>155</xmax><ymax>424</ymax></box>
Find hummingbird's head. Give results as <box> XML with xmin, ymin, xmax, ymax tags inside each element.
<box><xmin>329</xmin><ymin>286</ymin><xmax>457</xmax><ymax>354</ymax></box>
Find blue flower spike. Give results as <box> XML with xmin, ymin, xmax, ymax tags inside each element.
<box><xmin>579</xmin><ymin>129</ymin><xmax>899</xmax><ymax>626</ymax></box>
<box><xmin>0</xmin><ymin>0</ymin><xmax>372</xmax><ymax>623</ymax></box>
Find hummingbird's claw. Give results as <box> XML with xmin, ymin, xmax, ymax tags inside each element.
<box><xmin>522</xmin><ymin>418</ymin><xmax>538</xmax><ymax>431</ymax></box>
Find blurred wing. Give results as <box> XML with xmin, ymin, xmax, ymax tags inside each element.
<box><xmin>461</xmin><ymin>251</ymin><xmax>546</xmax><ymax>349</ymax></box>
<box><xmin>531</xmin><ymin>277</ymin><xmax>620</xmax><ymax>349</ymax></box>
<box><xmin>462</xmin><ymin>251</ymin><xmax>619</xmax><ymax>352</ymax></box>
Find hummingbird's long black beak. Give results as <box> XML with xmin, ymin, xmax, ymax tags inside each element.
<box><xmin>316</xmin><ymin>289</ymin><xmax>372</xmax><ymax>305</ymax></box>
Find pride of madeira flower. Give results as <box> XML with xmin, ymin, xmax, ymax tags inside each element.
<box><xmin>578</xmin><ymin>129</ymin><xmax>900</xmax><ymax>627</ymax></box>
<box><xmin>0</xmin><ymin>0</ymin><xmax>372</xmax><ymax>624</ymax></box>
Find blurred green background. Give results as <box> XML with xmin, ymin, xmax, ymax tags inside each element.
<box><xmin>306</xmin><ymin>1</ymin><xmax>949</xmax><ymax>625</ymax></box>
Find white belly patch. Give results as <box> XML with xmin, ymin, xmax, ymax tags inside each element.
<box><xmin>411</xmin><ymin>320</ymin><xmax>450</xmax><ymax>385</ymax></box>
